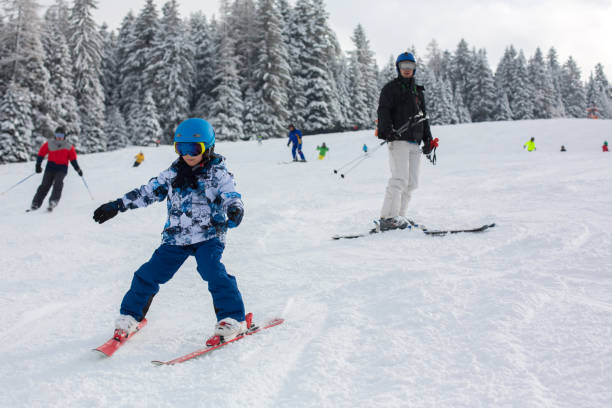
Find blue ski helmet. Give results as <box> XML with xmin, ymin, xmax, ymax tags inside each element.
<box><xmin>396</xmin><ymin>52</ymin><xmax>416</xmax><ymax>75</ymax></box>
<box><xmin>174</xmin><ymin>118</ymin><xmax>215</xmax><ymax>149</ymax></box>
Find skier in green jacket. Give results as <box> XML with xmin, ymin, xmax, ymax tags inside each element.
<box><xmin>316</xmin><ymin>143</ymin><xmax>329</xmax><ymax>160</ymax></box>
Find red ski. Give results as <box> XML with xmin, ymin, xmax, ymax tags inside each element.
<box><xmin>94</xmin><ymin>318</ymin><xmax>148</xmax><ymax>357</ymax></box>
<box><xmin>152</xmin><ymin>314</ymin><xmax>284</xmax><ymax>366</ymax></box>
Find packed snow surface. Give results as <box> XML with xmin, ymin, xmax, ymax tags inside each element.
<box><xmin>1</xmin><ymin>119</ymin><xmax>611</xmax><ymax>408</ymax></box>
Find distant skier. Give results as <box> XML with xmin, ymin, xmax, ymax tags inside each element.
<box><xmin>92</xmin><ymin>118</ymin><xmax>247</xmax><ymax>347</ymax></box>
<box><xmin>376</xmin><ymin>51</ymin><xmax>434</xmax><ymax>231</ymax></box>
<box><xmin>30</xmin><ymin>126</ymin><xmax>83</xmax><ymax>211</ymax></box>
<box><xmin>133</xmin><ymin>151</ymin><xmax>145</xmax><ymax>167</ymax></box>
<box><xmin>363</xmin><ymin>144</ymin><xmax>368</xmax><ymax>154</ymax></box>
<box><xmin>287</xmin><ymin>124</ymin><xmax>306</xmax><ymax>162</ymax></box>
<box><xmin>523</xmin><ymin>137</ymin><xmax>536</xmax><ymax>152</ymax></box>
<box><xmin>316</xmin><ymin>142</ymin><xmax>329</xmax><ymax>160</ymax></box>
<box><xmin>560</xmin><ymin>145</ymin><xmax>566</xmax><ymax>152</ymax></box>
<box><xmin>603</xmin><ymin>141</ymin><xmax>609</xmax><ymax>152</ymax></box>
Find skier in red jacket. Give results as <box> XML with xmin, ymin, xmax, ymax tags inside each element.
<box><xmin>30</xmin><ymin>127</ymin><xmax>83</xmax><ymax>211</ymax></box>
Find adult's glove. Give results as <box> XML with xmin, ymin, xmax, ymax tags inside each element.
<box><xmin>93</xmin><ymin>199</ymin><xmax>125</xmax><ymax>224</ymax></box>
<box><xmin>76</xmin><ymin>168</ymin><xmax>83</xmax><ymax>177</ymax></box>
<box><xmin>227</xmin><ymin>205</ymin><xmax>244</xmax><ymax>228</ymax></box>
<box><xmin>35</xmin><ymin>163</ymin><xmax>42</xmax><ymax>173</ymax></box>
<box><xmin>171</xmin><ymin>157</ymin><xmax>198</xmax><ymax>190</ymax></box>
<box><xmin>422</xmin><ymin>137</ymin><xmax>438</xmax><ymax>155</ymax></box>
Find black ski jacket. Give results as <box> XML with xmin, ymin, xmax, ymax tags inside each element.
<box><xmin>377</xmin><ymin>76</ymin><xmax>432</xmax><ymax>145</ymax></box>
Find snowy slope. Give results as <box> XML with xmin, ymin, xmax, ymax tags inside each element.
<box><xmin>1</xmin><ymin>119</ymin><xmax>611</xmax><ymax>408</ymax></box>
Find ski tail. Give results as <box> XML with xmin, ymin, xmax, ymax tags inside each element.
<box><xmin>152</xmin><ymin>314</ymin><xmax>283</xmax><ymax>366</ymax></box>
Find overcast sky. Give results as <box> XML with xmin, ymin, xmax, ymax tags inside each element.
<box><xmin>40</xmin><ymin>0</ymin><xmax>612</xmax><ymax>81</ymax></box>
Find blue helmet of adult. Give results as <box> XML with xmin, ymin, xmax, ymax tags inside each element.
<box><xmin>396</xmin><ymin>52</ymin><xmax>416</xmax><ymax>76</ymax></box>
<box><xmin>174</xmin><ymin>118</ymin><xmax>216</xmax><ymax>149</ymax></box>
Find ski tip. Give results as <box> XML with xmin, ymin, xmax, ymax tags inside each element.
<box><xmin>151</xmin><ymin>360</ymin><xmax>167</xmax><ymax>366</ymax></box>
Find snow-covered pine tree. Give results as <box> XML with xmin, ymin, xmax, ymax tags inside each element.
<box><xmin>493</xmin><ymin>86</ymin><xmax>513</xmax><ymax>121</ymax></box>
<box><xmin>148</xmin><ymin>0</ymin><xmax>194</xmax><ymax>143</ymax></box>
<box><xmin>69</xmin><ymin>0</ymin><xmax>107</xmax><ymax>153</ymax></box>
<box><xmin>494</xmin><ymin>46</ymin><xmax>517</xmax><ymax>107</ymax></box>
<box><xmin>438</xmin><ymin>77</ymin><xmax>458</xmax><ymax>125</ymax></box>
<box><xmin>587</xmin><ymin>63</ymin><xmax>611</xmax><ymax>118</ymax></box>
<box><xmin>114</xmin><ymin>11</ymin><xmax>135</xmax><ymax>114</ymax></box>
<box><xmin>105</xmin><ymin>106</ymin><xmax>129</xmax><ymax>150</ymax></box>
<box><xmin>252</xmin><ymin>0</ymin><xmax>291</xmax><ymax>139</ymax></box>
<box><xmin>189</xmin><ymin>12</ymin><xmax>216</xmax><ymax>117</ymax></box>
<box><xmin>242</xmin><ymin>86</ymin><xmax>261</xmax><ymax>140</ymax></box>
<box><xmin>286</xmin><ymin>0</ymin><xmax>311</xmax><ymax>128</ymax></box>
<box><xmin>0</xmin><ymin>83</ymin><xmax>33</xmax><ymax>163</ymax></box>
<box><xmin>228</xmin><ymin>0</ymin><xmax>258</xmax><ymax>93</ymax></box>
<box><xmin>118</xmin><ymin>0</ymin><xmax>159</xmax><ymax>138</ymax></box>
<box><xmin>546</xmin><ymin>47</ymin><xmax>566</xmax><ymax>117</ymax></box>
<box><xmin>378</xmin><ymin>55</ymin><xmax>396</xmax><ymax>90</ymax></box>
<box><xmin>527</xmin><ymin>47</ymin><xmax>557</xmax><ymax>119</ymax></box>
<box><xmin>451</xmin><ymin>39</ymin><xmax>474</xmax><ymax>114</ymax></box>
<box><xmin>324</xmin><ymin>29</ymin><xmax>347</xmax><ymax>130</ymax></box>
<box><xmin>42</xmin><ymin>3</ymin><xmax>81</xmax><ymax>142</ymax></box>
<box><xmin>510</xmin><ymin>51</ymin><xmax>534</xmax><ymax>120</ymax></box>
<box><xmin>453</xmin><ymin>84</ymin><xmax>472</xmax><ymax>123</ymax></box>
<box><xmin>300</xmin><ymin>0</ymin><xmax>335</xmax><ymax>132</ymax></box>
<box><xmin>351</xmin><ymin>24</ymin><xmax>378</xmax><ymax>124</ymax></box>
<box><xmin>426</xmin><ymin>39</ymin><xmax>445</xmax><ymax>80</ymax></box>
<box><xmin>99</xmin><ymin>23</ymin><xmax>119</xmax><ymax>110</ymax></box>
<box><xmin>134</xmin><ymin>90</ymin><xmax>162</xmax><ymax>146</ymax></box>
<box><xmin>347</xmin><ymin>52</ymin><xmax>369</xmax><ymax>129</ymax></box>
<box><xmin>0</xmin><ymin>0</ymin><xmax>51</xmax><ymax>152</ymax></box>
<box><xmin>560</xmin><ymin>56</ymin><xmax>586</xmax><ymax>118</ymax></box>
<box><xmin>466</xmin><ymin>49</ymin><xmax>496</xmax><ymax>122</ymax></box>
<box><xmin>209</xmin><ymin>0</ymin><xmax>244</xmax><ymax>141</ymax></box>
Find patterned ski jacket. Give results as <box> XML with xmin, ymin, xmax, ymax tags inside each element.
<box><xmin>119</xmin><ymin>155</ymin><xmax>243</xmax><ymax>246</ymax></box>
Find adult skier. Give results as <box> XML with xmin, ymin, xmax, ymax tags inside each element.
<box><xmin>92</xmin><ymin>118</ymin><xmax>247</xmax><ymax>346</ymax></box>
<box><xmin>287</xmin><ymin>124</ymin><xmax>306</xmax><ymax>162</ymax></box>
<box><xmin>30</xmin><ymin>126</ymin><xmax>83</xmax><ymax>211</ymax></box>
<box><xmin>133</xmin><ymin>151</ymin><xmax>145</xmax><ymax>167</ymax></box>
<box><xmin>316</xmin><ymin>142</ymin><xmax>329</xmax><ymax>160</ymax></box>
<box><xmin>376</xmin><ymin>52</ymin><xmax>434</xmax><ymax>231</ymax></box>
<box><xmin>524</xmin><ymin>137</ymin><xmax>536</xmax><ymax>151</ymax></box>
<box><xmin>602</xmin><ymin>141</ymin><xmax>608</xmax><ymax>152</ymax></box>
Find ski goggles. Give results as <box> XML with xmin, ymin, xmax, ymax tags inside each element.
<box><xmin>54</xmin><ymin>133</ymin><xmax>65</xmax><ymax>139</ymax></box>
<box><xmin>174</xmin><ymin>142</ymin><xmax>206</xmax><ymax>156</ymax></box>
<box><xmin>398</xmin><ymin>61</ymin><xmax>416</xmax><ymax>70</ymax></box>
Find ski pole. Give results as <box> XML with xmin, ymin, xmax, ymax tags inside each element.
<box><xmin>80</xmin><ymin>176</ymin><xmax>94</xmax><ymax>200</ymax></box>
<box><xmin>338</xmin><ymin>140</ymin><xmax>388</xmax><ymax>178</ymax></box>
<box><xmin>0</xmin><ymin>172</ymin><xmax>36</xmax><ymax>196</ymax></box>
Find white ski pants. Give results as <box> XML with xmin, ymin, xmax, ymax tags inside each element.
<box><xmin>380</xmin><ymin>141</ymin><xmax>422</xmax><ymax>218</ymax></box>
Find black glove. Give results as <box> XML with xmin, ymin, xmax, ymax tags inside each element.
<box><xmin>422</xmin><ymin>138</ymin><xmax>433</xmax><ymax>155</ymax></box>
<box><xmin>171</xmin><ymin>157</ymin><xmax>198</xmax><ymax>189</ymax></box>
<box><xmin>35</xmin><ymin>163</ymin><xmax>42</xmax><ymax>173</ymax></box>
<box><xmin>93</xmin><ymin>199</ymin><xmax>124</xmax><ymax>224</ymax></box>
<box><xmin>76</xmin><ymin>168</ymin><xmax>83</xmax><ymax>177</ymax></box>
<box><xmin>227</xmin><ymin>205</ymin><xmax>244</xmax><ymax>228</ymax></box>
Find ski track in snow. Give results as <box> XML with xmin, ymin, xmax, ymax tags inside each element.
<box><xmin>1</xmin><ymin>119</ymin><xmax>611</xmax><ymax>408</ymax></box>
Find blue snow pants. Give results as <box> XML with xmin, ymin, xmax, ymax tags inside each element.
<box><xmin>291</xmin><ymin>143</ymin><xmax>305</xmax><ymax>161</ymax></box>
<box><xmin>120</xmin><ymin>238</ymin><xmax>245</xmax><ymax>322</ymax></box>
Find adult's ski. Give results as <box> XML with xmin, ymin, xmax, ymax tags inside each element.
<box><xmin>93</xmin><ymin>318</ymin><xmax>148</xmax><ymax>357</ymax></box>
<box><xmin>151</xmin><ymin>314</ymin><xmax>284</xmax><ymax>366</ymax></box>
<box><xmin>332</xmin><ymin>221</ymin><xmax>495</xmax><ymax>240</ymax></box>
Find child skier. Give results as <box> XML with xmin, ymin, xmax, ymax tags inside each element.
<box><xmin>287</xmin><ymin>124</ymin><xmax>306</xmax><ymax>162</ymax></box>
<box><xmin>523</xmin><ymin>137</ymin><xmax>536</xmax><ymax>152</ymax></box>
<box><xmin>603</xmin><ymin>141</ymin><xmax>609</xmax><ymax>152</ymax></box>
<box><xmin>93</xmin><ymin>118</ymin><xmax>247</xmax><ymax>346</ymax></box>
<box><xmin>316</xmin><ymin>142</ymin><xmax>329</xmax><ymax>160</ymax></box>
